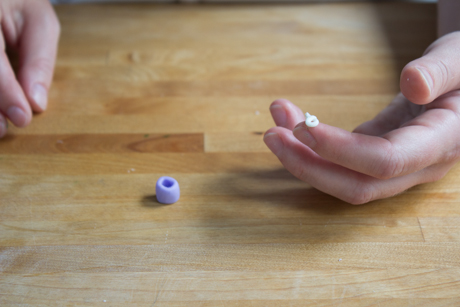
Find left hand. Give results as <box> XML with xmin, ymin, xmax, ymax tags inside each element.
<box><xmin>0</xmin><ymin>0</ymin><xmax>60</xmax><ymax>138</ymax></box>
<box><xmin>264</xmin><ymin>32</ymin><xmax>460</xmax><ymax>204</ymax></box>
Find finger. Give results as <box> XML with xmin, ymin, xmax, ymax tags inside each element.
<box><xmin>0</xmin><ymin>113</ymin><xmax>7</xmax><ymax>138</ymax></box>
<box><xmin>17</xmin><ymin>1</ymin><xmax>60</xmax><ymax>112</ymax></box>
<box><xmin>263</xmin><ymin>127</ymin><xmax>428</xmax><ymax>204</ymax></box>
<box><xmin>401</xmin><ymin>32</ymin><xmax>460</xmax><ymax>105</ymax></box>
<box><xmin>353</xmin><ymin>93</ymin><xmax>424</xmax><ymax>136</ymax></box>
<box><xmin>264</xmin><ymin>126</ymin><xmax>370</xmax><ymax>203</ymax></box>
<box><xmin>0</xmin><ymin>48</ymin><xmax>32</xmax><ymax>127</ymax></box>
<box><xmin>292</xmin><ymin>108</ymin><xmax>458</xmax><ymax>180</ymax></box>
<box><xmin>269</xmin><ymin>98</ymin><xmax>305</xmax><ymax>130</ymax></box>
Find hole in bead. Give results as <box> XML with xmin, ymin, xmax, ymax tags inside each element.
<box><xmin>162</xmin><ymin>178</ymin><xmax>174</xmax><ymax>188</ymax></box>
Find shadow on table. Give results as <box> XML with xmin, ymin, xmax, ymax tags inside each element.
<box><xmin>141</xmin><ymin>195</ymin><xmax>171</xmax><ymax>207</ymax></box>
<box><xmin>189</xmin><ymin>167</ymin><xmax>428</xmax><ymax>244</ymax></box>
<box><xmin>211</xmin><ymin>168</ymin><xmax>399</xmax><ymax>214</ymax></box>
<box><xmin>138</xmin><ymin>166</ymin><xmax>427</xmax><ymax>244</ymax></box>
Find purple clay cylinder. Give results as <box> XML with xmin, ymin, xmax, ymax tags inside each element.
<box><xmin>156</xmin><ymin>176</ymin><xmax>180</xmax><ymax>204</ymax></box>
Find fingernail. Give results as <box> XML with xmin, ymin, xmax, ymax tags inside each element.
<box><xmin>264</xmin><ymin>132</ymin><xmax>283</xmax><ymax>156</ymax></box>
<box><xmin>269</xmin><ymin>104</ymin><xmax>286</xmax><ymax>127</ymax></box>
<box><xmin>293</xmin><ymin>126</ymin><xmax>316</xmax><ymax>147</ymax></box>
<box><xmin>0</xmin><ymin>117</ymin><xmax>6</xmax><ymax>138</ymax></box>
<box><xmin>416</xmin><ymin>67</ymin><xmax>433</xmax><ymax>95</ymax></box>
<box><xmin>7</xmin><ymin>106</ymin><xmax>28</xmax><ymax>127</ymax></box>
<box><xmin>32</xmin><ymin>84</ymin><xmax>48</xmax><ymax>111</ymax></box>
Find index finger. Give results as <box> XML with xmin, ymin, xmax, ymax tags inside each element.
<box><xmin>292</xmin><ymin>108</ymin><xmax>459</xmax><ymax>179</ymax></box>
<box><xmin>0</xmin><ymin>35</ymin><xmax>32</xmax><ymax>127</ymax></box>
<box><xmin>17</xmin><ymin>0</ymin><xmax>60</xmax><ymax>112</ymax></box>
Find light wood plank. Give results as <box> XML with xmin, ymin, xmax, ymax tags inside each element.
<box><xmin>1</xmin><ymin>270</ymin><xmax>460</xmax><ymax>304</ymax></box>
<box><xmin>2</xmin><ymin>244</ymin><xmax>460</xmax><ymax>273</ymax></box>
<box><xmin>0</xmin><ymin>134</ymin><xmax>204</xmax><ymax>154</ymax></box>
<box><xmin>205</xmin><ymin>132</ymin><xmax>269</xmax><ymax>152</ymax></box>
<box><xmin>3</xmin><ymin>1</ymin><xmax>457</xmax><ymax>305</ymax></box>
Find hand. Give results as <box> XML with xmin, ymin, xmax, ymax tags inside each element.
<box><xmin>0</xmin><ymin>0</ymin><xmax>60</xmax><ymax>138</ymax></box>
<box><xmin>264</xmin><ymin>32</ymin><xmax>460</xmax><ymax>204</ymax></box>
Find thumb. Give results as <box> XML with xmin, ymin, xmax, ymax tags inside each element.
<box><xmin>17</xmin><ymin>1</ymin><xmax>60</xmax><ymax>112</ymax></box>
<box><xmin>400</xmin><ymin>32</ymin><xmax>460</xmax><ymax>105</ymax></box>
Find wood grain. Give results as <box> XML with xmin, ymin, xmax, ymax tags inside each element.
<box><xmin>0</xmin><ymin>134</ymin><xmax>204</xmax><ymax>154</ymax></box>
<box><xmin>2</xmin><ymin>1</ymin><xmax>458</xmax><ymax>306</ymax></box>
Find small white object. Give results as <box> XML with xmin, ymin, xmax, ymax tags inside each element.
<box><xmin>305</xmin><ymin>112</ymin><xmax>319</xmax><ymax>127</ymax></box>
<box><xmin>255</xmin><ymin>110</ymin><xmax>260</xmax><ymax>116</ymax></box>
<box><xmin>338</xmin><ymin>258</ymin><xmax>342</xmax><ymax>262</ymax></box>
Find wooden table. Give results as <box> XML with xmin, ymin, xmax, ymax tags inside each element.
<box><xmin>2</xmin><ymin>2</ymin><xmax>459</xmax><ymax>305</ymax></box>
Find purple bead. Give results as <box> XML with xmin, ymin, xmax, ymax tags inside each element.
<box><xmin>156</xmin><ymin>176</ymin><xmax>180</xmax><ymax>204</ymax></box>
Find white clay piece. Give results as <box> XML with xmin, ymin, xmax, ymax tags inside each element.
<box><xmin>305</xmin><ymin>112</ymin><xmax>319</xmax><ymax>127</ymax></box>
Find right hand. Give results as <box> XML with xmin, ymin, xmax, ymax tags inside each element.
<box><xmin>264</xmin><ymin>31</ymin><xmax>460</xmax><ymax>204</ymax></box>
<box><xmin>0</xmin><ymin>0</ymin><xmax>60</xmax><ymax>137</ymax></box>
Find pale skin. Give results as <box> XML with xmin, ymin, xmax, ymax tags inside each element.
<box><xmin>0</xmin><ymin>0</ymin><xmax>60</xmax><ymax>137</ymax></box>
<box><xmin>264</xmin><ymin>0</ymin><xmax>460</xmax><ymax>204</ymax></box>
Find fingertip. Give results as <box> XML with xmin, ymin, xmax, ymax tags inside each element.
<box><xmin>17</xmin><ymin>1</ymin><xmax>59</xmax><ymax>113</ymax></box>
<box><xmin>0</xmin><ymin>114</ymin><xmax>7</xmax><ymax>138</ymax></box>
<box><xmin>29</xmin><ymin>83</ymin><xmax>48</xmax><ymax>112</ymax></box>
<box><xmin>269</xmin><ymin>98</ymin><xmax>305</xmax><ymax>130</ymax></box>
<box><xmin>293</xmin><ymin>124</ymin><xmax>317</xmax><ymax>148</ymax></box>
<box><xmin>264</xmin><ymin>127</ymin><xmax>279</xmax><ymax>137</ymax></box>
<box><xmin>264</xmin><ymin>129</ymin><xmax>284</xmax><ymax>156</ymax></box>
<box><xmin>400</xmin><ymin>64</ymin><xmax>433</xmax><ymax>105</ymax></box>
<box><xmin>0</xmin><ymin>50</ymin><xmax>33</xmax><ymax>128</ymax></box>
<box><xmin>269</xmin><ymin>104</ymin><xmax>287</xmax><ymax>127</ymax></box>
<box><xmin>6</xmin><ymin>106</ymin><xmax>31</xmax><ymax>127</ymax></box>
<box><xmin>18</xmin><ymin>65</ymin><xmax>52</xmax><ymax>113</ymax></box>
<box><xmin>270</xmin><ymin>98</ymin><xmax>292</xmax><ymax>108</ymax></box>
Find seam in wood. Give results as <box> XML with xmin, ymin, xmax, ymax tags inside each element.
<box><xmin>417</xmin><ymin>217</ymin><xmax>426</xmax><ymax>242</ymax></box>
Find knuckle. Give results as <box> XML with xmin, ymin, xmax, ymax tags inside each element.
<box><xmin>293</xmin><ymin>165</ymin><xmax>308</xmax><ymax>183</ymax></box>
<box><xmin>443</xmin><ymin>149</ymin><xmax>460</xmax><ymax>166</ymax></box>
<box><xmin>424</xmin><ymin>165</ymin><xmax>452</xmax><ymax>184</ymax></box>
<box><xmin>436</xmin><ymin>60</ymin><xmax>450</xmax><ymax>92</ymax></box>
<box><xmin>344</xmin><ymin>181</ymin><xmax>376</xmax><ymax>205</ymax></box>
<box><xmin>375</xmin><ymin>147</ymin><xmax>405</xmax><ymax>179</ymax></box>
<box><xmin>428</xmin><ymin>171</ymin><xmax>447</xmax><ymax>183</ymax></box>
<box><xmin>443</xmin><ymin>136</ymin><xmax>460</xmax><ymax>164</ymax></box>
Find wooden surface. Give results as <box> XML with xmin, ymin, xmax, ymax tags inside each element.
<box><xmin>2</xmin><ymin>2</ymin><xmax>460</xmax><ymax>306</ymax></box>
